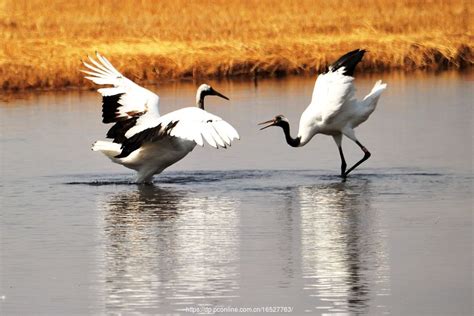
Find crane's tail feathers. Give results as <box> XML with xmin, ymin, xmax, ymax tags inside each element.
<box><xmin>91</xmin><ymin>140</ymin><xmax>122</xmax><ymax>158</ymax></box>
<box><xmin>371</xmin><ymin>80</ymin><xmax>387</xmax><ymax>94</ymax></box>
<box><xmin>363</xmin><ymin>80</ymin><xmax>387</xmax><ymax>101</ymax></box>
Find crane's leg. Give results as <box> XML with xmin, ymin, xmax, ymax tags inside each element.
<box><xmin>342</xmin><ymin>128</ymin><xmax>371</xmax><ymax>177</ymax></box>
<box><xmin>344</xmin><ymin>140</ymin><xmax>371</xmax><ymax>177</ymax></box>
<box><xmin>136</xmin><ymin>169</ymin><xmax>155</xmax><ymax>185</ymax></box>
<box><xmin>333</xmin><ymin>134</ymin><xmax>347</xmax><ymax>178</ymax></box>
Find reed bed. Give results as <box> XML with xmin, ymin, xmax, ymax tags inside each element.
<box><xmin>0</xmin><ymin>0</ymin><xmax>472</xmax><ymax>91</ymax></box>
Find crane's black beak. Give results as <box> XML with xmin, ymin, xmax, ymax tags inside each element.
<box><xmin>210</xmin><ymin>88</ymin><xmax>229</xmax><ymax>100</ymax></box>
<box><xmin>258</xmin><ymin>119</ymin><xmax>276</xmax><ymax>130</ymax></box>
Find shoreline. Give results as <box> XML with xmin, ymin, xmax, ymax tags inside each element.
<box><xmin>1</xmin><ymin>69</ymin><xmax>472</xmax><ymax>101</ymax></box>
<box><xmin>1</xmin><ymin>44</ymin><xmax>472</xmax><ymax>93</ymax></box>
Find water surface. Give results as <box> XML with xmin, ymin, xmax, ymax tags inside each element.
<box><xmin>1</xmin><ymin>72</ymin><xmax>472</xmax><ymax>315</ymax></box>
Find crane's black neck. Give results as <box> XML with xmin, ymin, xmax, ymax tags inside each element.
<box><xmin>280</xmin><ymin>121</ymin><xmax>301</xmax><ymax>147</ymax></box>
<box><xmin>197</xmin><ymin>98</ymin><xmax>204</xmax><ymax>109</ymax></box>
<box><xmin>196</xmin><ymin>91</ymin><xmax>210</xmax><ymax>110</ymax></box>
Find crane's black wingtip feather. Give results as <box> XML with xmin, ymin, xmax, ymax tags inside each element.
<box><xmin>328</xmin><ymin>49</ymin><xmax>366</xmax><ymax>76</ymax></box>
<box><xmin>102</xmin><ymin>93</ymin><xmax>125</xmax><ymax>123</ymax></box>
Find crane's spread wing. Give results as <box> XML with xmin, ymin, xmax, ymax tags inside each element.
<box><xmin>116</xmin><ymin>107</ymin><xmax>240</xmax><ymax>158</ymax></box>
<box><xmin>308</xmin><ymin>49</ymin><xmax>365</xmax><ymax>123</ymax></box>
<box><xmin>82</xmin><ymin>53</ymin><xmax>160</xmax><ymax>143</ymax></box>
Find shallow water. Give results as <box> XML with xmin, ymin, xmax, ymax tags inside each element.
<box><xmin>0</xmin><ymin>72</ymin><xmax>472</xmax><ymax>315</ymax></box>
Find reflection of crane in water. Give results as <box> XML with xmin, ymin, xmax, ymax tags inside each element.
<box><xmin>297</xmin><ymin>180</ymin><xmax>390</xmax><ymax>314</ymax></box>
<box><xmin>97</xmin><ymin>185</ymin><xmax>240</xmax><ymax>313</ymax></box>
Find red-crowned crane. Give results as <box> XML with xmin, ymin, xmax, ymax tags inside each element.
<box><xmin>82</xmin><ymin>53</ymin><xmax>239</xmax><ymax>183</ymax></box>
<box><xmin>259</xmin><ymin>49</ymin><xmax>387</xmax><ymax>178</ymax></box>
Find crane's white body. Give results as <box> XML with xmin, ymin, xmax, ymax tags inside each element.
<box><xmin>297</xmin><ymin>68</ymin><xmax>387</xmax><ymax>146</ymax></box>
<box><xmin>93</xmin><ymin>136</ymin><xmax>196</xmax><ymax>182</ymax></box>
<box><xmin>83</xmin><ymin>53</ymin><xmax>239</xmax><ymax>183</ymax></box>
<box><xmin>92</xmin><ymin>107</ymin><xmax>239</xmax><ymax>182</ymax></box>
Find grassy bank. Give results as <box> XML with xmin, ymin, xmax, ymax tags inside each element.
<box><xmin>0</xmin><ymin>0</ymin><xmax>472</xmax><ymax>91</ymax></box>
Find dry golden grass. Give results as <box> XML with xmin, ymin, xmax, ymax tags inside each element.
<box><xmin>0</xmin><ymin>0</ymin><xmax>472</xmax><ymax>91</ymax></box>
